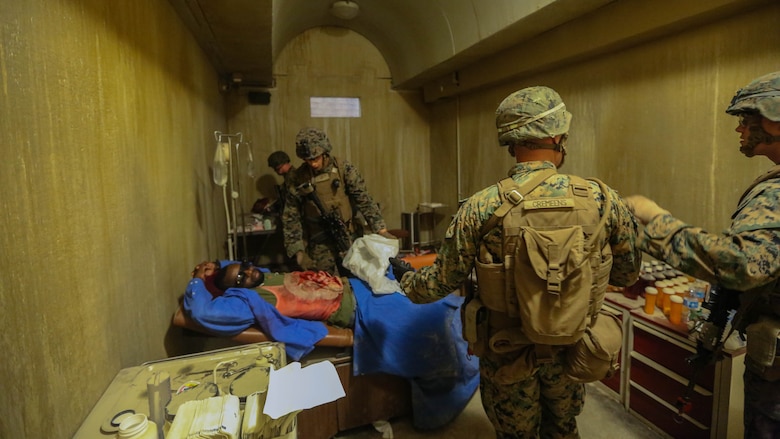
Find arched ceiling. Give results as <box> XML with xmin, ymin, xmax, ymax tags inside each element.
<box><xmin>167</xmin><ymin>0</ymin><xmax>770</xmax><ymax>95</ymax></box>
<box><xmin>167</xmin><ymin>0</ymin><xmax>613</xmax><ymax>90</ymax></box>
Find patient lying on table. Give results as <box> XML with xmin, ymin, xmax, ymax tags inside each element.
<box><xmin>193</xmin><ymin>260</ymin><xmax>355</xmax><ymax>328</ymax></box>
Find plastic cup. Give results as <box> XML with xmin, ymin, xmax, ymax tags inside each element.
<box><xmin>644</xmin><ymin>287</ymin><xmax>658</xmax><ymax>314</ymax></box>
<box><xmin>669</xmin><ymin>295</ymin><xmax>684</xmax><ymax>325</ymax></box>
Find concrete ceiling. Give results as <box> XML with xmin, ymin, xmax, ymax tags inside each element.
<box><xmin>167</xmin><ymin>0</ymin><xmax>614</xmax><ymax>90</ymax></box>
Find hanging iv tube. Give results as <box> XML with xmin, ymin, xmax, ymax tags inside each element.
<box><xmin>213</xmin><ymin>131</ymin><xmax>255</xmax><ymax>261</ymax></box>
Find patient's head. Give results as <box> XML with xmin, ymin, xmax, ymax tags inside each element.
<box><xmin>214</xmin><ymin>261</ymin><xmax>265</xmax><ymax>290</ymax></box>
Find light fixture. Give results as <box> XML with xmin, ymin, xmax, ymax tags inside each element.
<box><xmin>330</xmin><ymin>0</ymin><xmax>360</xmax><ymax>20</ymax></box>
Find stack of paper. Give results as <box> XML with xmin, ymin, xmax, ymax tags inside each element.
<box><xmin>166</xmin><ymin>395</ymin><xmax>240</xmax><ymax>439</ymax></box>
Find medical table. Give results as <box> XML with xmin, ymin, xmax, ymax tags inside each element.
<box><xmin>75</xmin><ymin>343</ymin><xmax>301</xmax><ymax>438</ymax></box>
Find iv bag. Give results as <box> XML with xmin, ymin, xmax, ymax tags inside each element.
<box><xmin>245</xmin><ymin>146</ymin><xmax>256</xmax><ymax>178</ymax></box>
<box><xmin>213</xmin><ymin>142</ymin><xmax>229</xmax><ymax>186</ymax></box>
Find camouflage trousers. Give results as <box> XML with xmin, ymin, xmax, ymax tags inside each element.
<box><xmin>479</xmin><ymin>347</ymin><xmax>584</xmax><ymax>439</ymax></box>
<box><xmin>744</xmin><ymin>368</ymin><xmax>780</xmax><ymax>438</ymax></box>
<box><xmin>306</xmin><ymin>241</ymin><xmax>340</xmax><ymax>276</ymax></box>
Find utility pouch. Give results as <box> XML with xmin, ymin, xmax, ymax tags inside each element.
<box><xmin>745</xmin><ymin>315</ymin><xmax>780</xmax><ymax>381</ymax></box>
<box><xmin>462</xmin><ymin>297</ymin><xmax>489</xmax><ymax>357</ymax></box>
<box><xmin>474</xmin><ymin>248</ymin><xmax>512</xmax><ymax>314</ymax></box>
<box><xmin>564</xmin><ymin>310</ymin><xmax>623</xmax><ymax>383</ymax></box>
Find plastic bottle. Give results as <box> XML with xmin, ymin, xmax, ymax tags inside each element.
<box><xmin>661</xmin><ymin>287</ymin><xmax>676</xmax><ymax>316</ymax></box>
<box><xmin>116</xmin><ymin>414</ymin><xmax>158</xmax><ymax>439</ymax></box>
<box><xmin>669</xmin><ymin>295</ymin><xmax>684</xmax><ymax>325</ymax></box>
<box><xmin>683</xmin><ymin>285</ymin><xmax>703</xmax><ymax>323</ymax></box>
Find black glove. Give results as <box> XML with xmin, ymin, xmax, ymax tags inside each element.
<box><xmin>389</xmin><ymin>257</ymin><xmax>415</xmax><ymax>280</ymax></box>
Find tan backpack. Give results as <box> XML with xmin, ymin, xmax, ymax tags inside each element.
<box><xmin>473</xmin><ymin>169</ymin><xmax>613</xmax><ymax>345</ymax></box>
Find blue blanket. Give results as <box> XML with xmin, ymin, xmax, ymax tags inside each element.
<box><xmin>183</xmin><ymin>278</ymin><xmax>328</xmax><ymax>360</ymax></box>
<box><xmin>350</xmin><ymin>277</ymin><xmax>480</xmax><ymax>429</ymax></box>
<box><xmin>182</xmin><ymin>272</ymin><xmax>479</xmax><ymax>430</ymax></box>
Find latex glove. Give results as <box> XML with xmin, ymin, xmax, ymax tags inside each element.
<box><xmin>624</xmin><ymin>195</ymin><xmax>670</xmax><ymax>225</ymax></box>
<box><xmin>377</xmin><ymin>229</ymin><xmax>397</xmax><ymax>240</ymax></box>
<box><xmin>389</xmin><ymin>257</ymin><xmax>415</xmax><ymax>280</ymax></box>
<box><xmin>295</xmin><ymin>251</ymin><xmax>316</xmax><ymax>270</ymax></box>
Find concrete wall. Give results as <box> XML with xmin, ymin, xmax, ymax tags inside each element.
<box><xmin>429</xmin><ymin>4</ymin><xmax>780</xmax><ymax>238</ymax></box>
<box><xmin>0</xmin><ymin>1</ymin><xmax>224</xmax><ymax>437</ymax></box>
<box><xmin>228</xmin><ymin>27</ymin><xmax>431</xmax><ymax>232</ymax></box>
<box><xmin>1</xmin><ymin>1</ymin><xmax>778</xmax><ymax>437</ymax></box>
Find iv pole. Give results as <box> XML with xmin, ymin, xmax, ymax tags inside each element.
<box><xmin>213</xmin><ymin>131</ymin><xmax>252</xmax><ymax>261</ymax></box>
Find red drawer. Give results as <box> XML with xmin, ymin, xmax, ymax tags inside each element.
<box><xmin>632</xmin><ymin>324</ymin><xmax>715</xmax><ymax>390</ymax></box>
<box><xmin>629</xmin><ymin>383</ymin><xmax>710</xmax><ymax>439</ymax></box>
<box><xmin>630</xmin><ymin>357</ymin><xmax>712</xmax><ymax>426</ymax></box>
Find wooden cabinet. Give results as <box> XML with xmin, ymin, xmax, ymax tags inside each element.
<box><xmin>603</xmin><ymin>293</ymin><xmax>745</xmax><ymax>439</ymax></box>
<box><xmin>297</xmin><ymin>355</ymin><xmax>411</xmax><ymax>439</ymax></box>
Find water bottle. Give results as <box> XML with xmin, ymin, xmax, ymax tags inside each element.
<box><xmin>683</xmin><ymin>286</ymin><xmax>703</xmax><ymax>323</ymax></box>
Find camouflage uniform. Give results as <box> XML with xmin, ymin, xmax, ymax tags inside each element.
<box><xmin>635</xmin><ymin>72</ymin><xmax>780</xmax><ymax>438</ymax></box>
<box><xmin>282</xmin><ymin>128</ymin><xmax>386</xmax><ymax>276</ymax></box>
<box><xmin>400</xmin><ymin>87</ymin><xmax>641</xmax><ymax>438</ymax></box>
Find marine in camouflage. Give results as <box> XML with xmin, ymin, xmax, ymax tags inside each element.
<box><xmin>400</xmin><ymin>85</ymin><xmax>641</xmax><ymax>438</ymax></box>
<box><xmin>282</xmin><ymin>153</ymin><xmax>386</xmax><ymax>276</ymax></box>
<box><xmin>636</xmin><ymin>72</ymin><xmax>780</xmax><ymax>437</ymax></box>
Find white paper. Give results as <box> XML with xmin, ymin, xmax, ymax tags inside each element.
<box><xmin>262</xmin><ymin>361</ymin><xmax>346</xmax><ymax>419</ymax></box>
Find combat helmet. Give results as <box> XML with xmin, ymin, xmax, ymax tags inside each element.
<box><xmin>726</xmin><ymin>71</ymin><xmax>780</xmax><ymax>121</ymax></box>
<box><xmin>267</xmin><ymin>150</ymin><xmax>290</xmax><ymax>168</ymax></box>
<box><xmin>495</xmin><ymin>86</ymin><xmax>572</xmax><ymax>147</ymax></box>
<box><xmin>295</xmin><ymin>127</ymin><xmax>332</xmax><ymax>160</ymax></box>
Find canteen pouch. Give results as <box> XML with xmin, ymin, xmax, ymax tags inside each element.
<box><xmin>745</xmin><ymin>315</ymin><xmax>780</xmax><ymax>381</ymax></box>
<box><xmin>564</xmin><ymin>310</ymin><xmax>623</xmax><ymax>382</ymax></box>
<box><xmin>462</xmin><ymin>297</ymin><xmax>489</xmax><ymax>357</ymax></box>
<box><xmin>474</xmin><ymin>256</ymin><xmax>511</xmax><ymax>315</ymax></box>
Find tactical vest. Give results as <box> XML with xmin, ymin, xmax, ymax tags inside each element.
<box><xmin>468</xmin><ymin>169</ymin><xmax>613</xmax><ymax>350</ymax></box>
<box><xmin>299</xmin><ymin>158</ymin><xmax>353</xmax><ymax>240</ymax></box>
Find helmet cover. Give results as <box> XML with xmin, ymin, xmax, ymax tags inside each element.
<box><xmin>726</xmin><ymin>71</ymin><xmax>780</xmax><ymax>121</ymax></box>
<box><xmin>295</xmin><ymin>127</ymin><xmax>332</xmax><ymax>159</ymax></box>
<box><xmin>496</xmin><ymin>86</ymin><xmax>572</xmax><ymax>146</ymax></box>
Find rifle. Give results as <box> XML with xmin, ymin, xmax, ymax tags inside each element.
<box><xmin>296</xmin><ymin>181</ymin><xmax>352</xmax><ymax>254</ymax></box>
<box><xmin>676</xmin><ymin>285</ymin><xmax>741</xmax><ymax>421</ymax></box>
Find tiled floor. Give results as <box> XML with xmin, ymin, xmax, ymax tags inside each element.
<box><xmin>334</xmin><ymin>382</ymin><xmax>668</xmax><ymax>439</ymax></box>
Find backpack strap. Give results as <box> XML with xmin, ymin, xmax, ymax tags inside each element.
<box><xmin>583</xmin><ymin>178</ymin><xmax>612</xmax><ymax>251</ymax></box>
<box><xmin>479</xmin><ymin>168</ymin><xmax>557</xmax><ymax>239</ymax></box>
